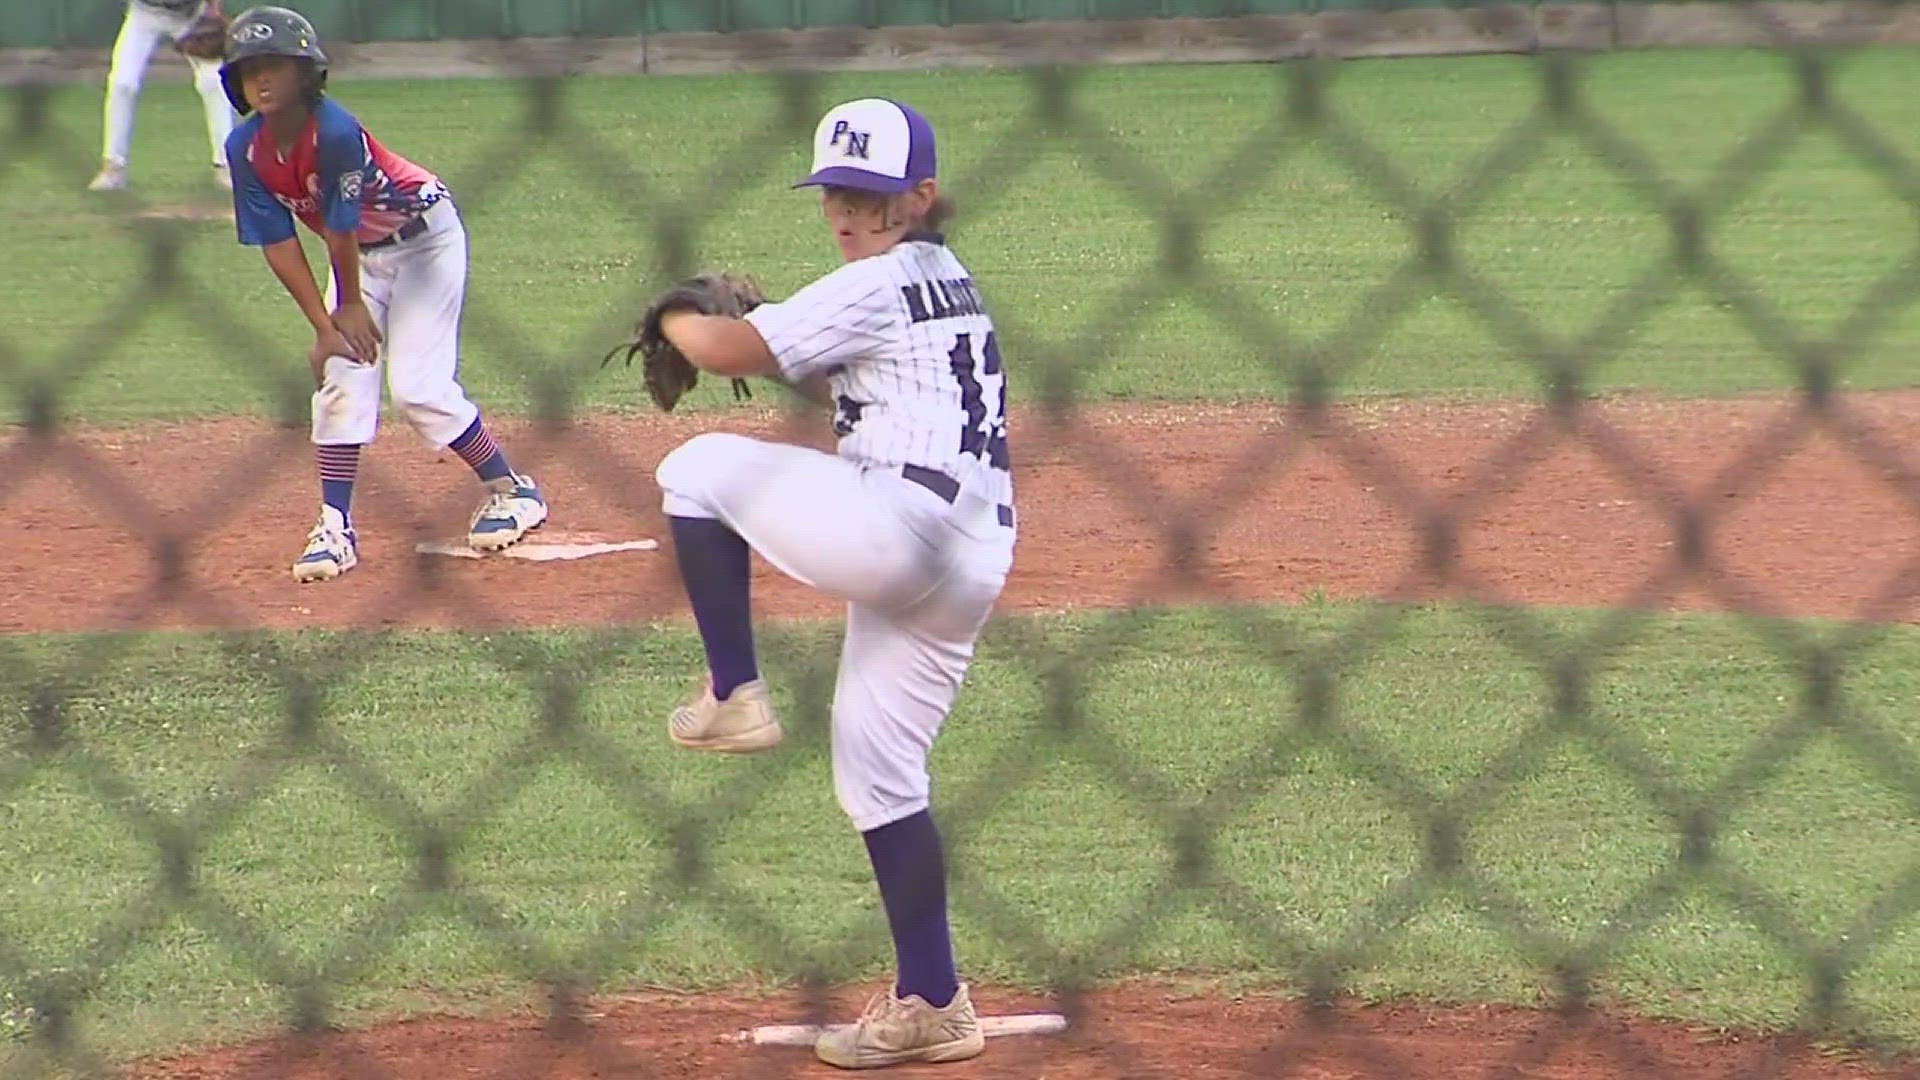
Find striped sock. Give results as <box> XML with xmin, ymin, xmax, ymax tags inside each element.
<box><xmin>448</xmin><ymin>417</ymin><xmax>512</xmax><ymax>483</ymax></box>
<box><xmin>317</xmin><ymin>445</ymin><xmax>361</xmax><ymax>523</ymax></box>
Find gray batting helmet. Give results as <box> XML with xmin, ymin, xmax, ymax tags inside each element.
<box><xmin>219</xmin><ymin>6</ymin><xmax>329</xmax><ymax>116</ymax></box>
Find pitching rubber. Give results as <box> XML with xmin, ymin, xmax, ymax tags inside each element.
<box><xmin>730</xmin><ymin>1012</ymin><xmax>1069</xmax><ymax>1047</ymax></box>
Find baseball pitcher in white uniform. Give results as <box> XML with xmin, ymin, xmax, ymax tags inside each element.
<box><xmin>644</xmin><ymin>98</ymin><xmax>1016</xmax><ymax>1068</ymax></box>
<box><xmin>90</xmin><ymin>0</ymin><xmax>237</xmax><ymax>192</ymax></box>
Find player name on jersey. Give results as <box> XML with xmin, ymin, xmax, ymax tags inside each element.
<box><xmin>902</xmin><ymin>277</ymin><xmax>987</xmax><ymax>324</ymax></box>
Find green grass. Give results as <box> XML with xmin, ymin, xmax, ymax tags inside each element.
<box><xmin>2</xmin><ymin>603</ymin><xmax>1919</xmax><ymax>1066</ymax></box>
<box><xmin>7</xmin><ymin>47</ymin><xmax>1920</xmax><ymax>426</ymax></box>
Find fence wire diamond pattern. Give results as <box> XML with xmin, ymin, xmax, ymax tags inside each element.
<box><xmin>4</xmin><ymin>2</ymin><xmax>1920</xmax><ymax>1078</ymax></box>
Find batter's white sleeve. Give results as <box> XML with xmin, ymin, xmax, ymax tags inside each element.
<box><xmin>744</xmin><ymin>262</ymin><xmax>900</xmax><ymax>382</ymax></box>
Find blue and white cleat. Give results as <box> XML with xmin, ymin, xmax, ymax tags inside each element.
<box><xmin>469</xmin><ymin>472</ymin><xmax>548</xmax><ymax>552</ymax></box>
<box><xmin>292</xmin><ymin>505</ymin><xmax>358</xmax><ymax>583</ymax></box>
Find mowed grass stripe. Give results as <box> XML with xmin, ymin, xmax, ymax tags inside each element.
<box><xmin>1</xmin><ymin>602</ymin><xmax>1916</xmax><ymax>1063</ymax></box>
<box><xmin>6</xmin><ymin>48</ymin><xmax>1920</xmax><ymax>426</ymax></box>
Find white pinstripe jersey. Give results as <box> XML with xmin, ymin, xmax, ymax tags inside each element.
<box><xmin>746</xmin><ymin>235</ymin><xmax>1014</xmax><ymax>512</ymax></box>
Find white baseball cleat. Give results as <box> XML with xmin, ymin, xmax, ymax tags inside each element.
<box><xmin>292</xmin><ymin>506</ymin><xmax>358</xmax><ymax>583</ymax></box>
<box><xmin>87</xmin><ymin>161</ymin><xmax>127</xmax><ymax>192</ymax></box>
<box><xmin>468</xmin><ymin>473</ymin><xmax>547</xmax><ymax>551</ymax></box>
<box><xmin>669</xmin><ymin>678</ymin><xmax>783</xmax><ymax>753</ymax></box>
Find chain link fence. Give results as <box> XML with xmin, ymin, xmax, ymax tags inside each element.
<box><xmin>4</xmin><ymin>1</ymin><xmax>1920</xmax><ymax>1077</ymax></box>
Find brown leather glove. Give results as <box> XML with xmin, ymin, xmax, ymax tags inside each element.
<box><xmin>602</xmin><ymin>271</ymin><xmax>767</xmax><ymax>412</ymax></box>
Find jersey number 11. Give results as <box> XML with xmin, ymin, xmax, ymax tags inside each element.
<box><xmin>948</xmin><ymin>332</ymin><xmax>1010</xmax><ymax>470</ymax></box>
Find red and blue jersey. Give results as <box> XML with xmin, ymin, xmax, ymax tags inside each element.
<box><xmin>225</xmin><ymin>98</ymin><xmax>448</xmax><ymax>248</ymax></box>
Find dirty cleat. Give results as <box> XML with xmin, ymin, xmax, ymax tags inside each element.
<box><xmin>292</xmin><ymin>506</ymin><xmax>357</xmax><ymax>583</ymax></box>
<box><xmin>87</xmin><ymin>160</ymin><xmax>127</xmax><ymax>192</ymax></box>
<box><xmin>814</xmin><ymin>984</ymin><xmax>985</xmax><ymax>1069</ymax></box>
<box><xmin>668</xmin><ymin>678</ymin><xmax>782</xmax><ymax>753</ymax></box>
<box><xmin>469</xmin><ymin>473</ymin><xmax>547</xmax><ymax>551</ymax></box>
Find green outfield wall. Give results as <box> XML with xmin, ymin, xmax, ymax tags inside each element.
<box><xmin>0</xmin><ymin>0</ymin><xmax>1856</xmax><ymax>51</ymax></box>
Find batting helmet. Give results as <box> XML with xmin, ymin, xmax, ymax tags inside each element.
<box><xmin>218</xmin><ymin>6</ymin><xmax>329</xmax><ymax>116</ymax></box>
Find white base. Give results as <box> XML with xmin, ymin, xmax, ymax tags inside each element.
<box><xmin>733</xmin><ymin>1012</ymin><xmax>1069</xmax><ymax>1047</ymax></box>
<box><xmin>414</xmin><ymin>533</ymin><xmax>658</xmax><ymax>562</ymax></box>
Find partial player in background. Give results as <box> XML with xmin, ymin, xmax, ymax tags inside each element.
<box><xmin>90</xmin><ymin>0</ymin><xmax>237</xmax><ymax>192</ymax></box>
<box><xmin>219</xmin><ymin>5</ymin><xmax>548</xmax><ymax>582</ymax></box>
<box><xmin>614</xmin><ymin>98</ymin><xmax>1016</xmax><ymax>1069</ymax></box>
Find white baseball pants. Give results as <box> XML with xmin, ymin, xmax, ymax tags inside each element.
<box><xmin>314</xmin><ymin>200</ymin><xmax>483</xmax><ymax>450</ymax></box>
<box><xmin>101</xmin><ymin>1</ymin><xmax>234</xmax><ymax>168</ymax></box>
<box><xmin>657</xmin><ymin>434</ymin><xmax>1017</xmax><ymax>832</ymax></box>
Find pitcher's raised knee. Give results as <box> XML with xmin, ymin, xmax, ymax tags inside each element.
<box><xmin>657</xmin><ymin>432</ymin><xmax>759</xmax><ymax>511</ymax></box>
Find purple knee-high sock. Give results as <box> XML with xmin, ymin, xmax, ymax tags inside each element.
<box><xmin>667</xmin><ymin>515</ymin><xmax>759</xmax><ymax>700</ymax></box>
<box><xmin>863</xmin><ymin>810</ymin><xmax>960</xmax><ymax>1008</ymax></box>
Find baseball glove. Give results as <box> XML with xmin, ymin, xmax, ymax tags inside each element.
<box><xmin>173</xmin><ymin>9</ymin><xmax>230</xmax><ymax>61</ymax></box>
<box><xmin>602</xmin><ymin>271</ymin><xmax>766</xmax><ymax>413</ymax></box>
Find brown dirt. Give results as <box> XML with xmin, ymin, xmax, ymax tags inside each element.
<box><xmin>7</xmin><ymin>391</ymin><xmax>1920</xmax><ymax>635</ymax></box>
<box><xmin>119</xmin><ymin>981</ymin><xmax>1920</xmax><ymax>1079</ymax></box>
<box><xmin>12</xmin><ymin>390</ymin><xmax>1920</xmax><ymax>1078</ymax></box>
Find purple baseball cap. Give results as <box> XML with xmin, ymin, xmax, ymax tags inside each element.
<box><xmin>794</xmin><ymin>98</ymin><xmax>937</xmax><ymax>195</ymax></box>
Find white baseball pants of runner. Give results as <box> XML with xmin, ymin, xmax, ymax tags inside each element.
<box><xmin>314</xmin><ymin>199</ymin><xmax>483</xmax><ymax>450</ymax></box>
<box><xmin>657</xmin><ymin>434</ymin><xmax>1017</xmax><ymax>832</ymax></box>
<box><xmin>101</xmin><ymin>2</ymin><xmax>234</xmax><ymax>168</ymax></box>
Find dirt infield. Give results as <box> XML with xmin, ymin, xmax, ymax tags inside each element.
<box><xmin>120</xmin><ymin>981</ymin><xmax>1920</xmax><ymax>1080</ymax></box>
<box><xmin>7</xmin><ymin>391</ymin><xmax>1920</xmax><ymax>635</ymax></box>
<box><xmin>10</xmin><ymin>390</ymin><xmax>1920</xmax><ymax>1077</ymax></box>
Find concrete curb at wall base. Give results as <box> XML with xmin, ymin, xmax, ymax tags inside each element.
<box><xmin>1615</xmin><ymin>0</ymin><xmax>1920</xmax><ymax>45</ymax></box>
<box><xmin>2</xmin><ymin>5</ymin><xmax>1916</xmax><ymax>87</ymax></box>
<box><xmin>1536</xmin><ymin>4</ymin><xmax>1619</xmax><ymax>49</ymax></box>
